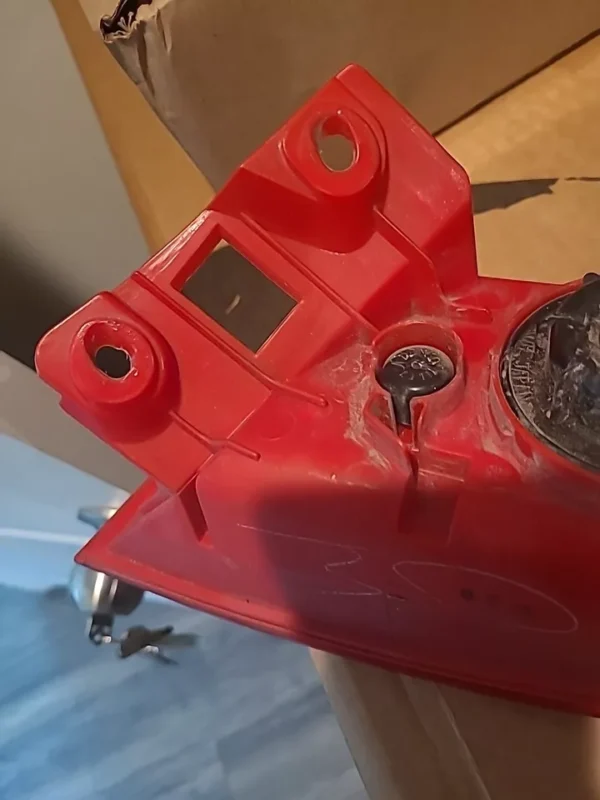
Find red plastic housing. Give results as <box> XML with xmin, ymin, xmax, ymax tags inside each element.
<box><xmin>37</xmin><ymin>66</ymin><xmax>600</xmax><ymax>715</ymax></box>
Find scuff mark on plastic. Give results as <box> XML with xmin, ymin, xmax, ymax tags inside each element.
<box><xmin>345</xmin><ymin>370</ymin><xmax>390</xmax><ymax>470</ymax></box>
<box><xmin>319</xmin><ymin>342</ymin><xmax>391</xmax><ymax>470</ymax></box>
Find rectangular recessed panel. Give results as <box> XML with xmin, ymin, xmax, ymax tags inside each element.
<box><xmin>182</xmin><ymin>245</ymin><xmax>297</xmax><ymax>352</ymax></box>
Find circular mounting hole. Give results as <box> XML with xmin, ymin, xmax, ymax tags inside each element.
<box><xmin>316</xmin><ymin>132</ymin><xmax>356</xmax><ymax>172</ymax></box>
<box><xmin>93</xmin><ymin>345</ymin><xmax>132</xmax><ymax>379</ymax></box>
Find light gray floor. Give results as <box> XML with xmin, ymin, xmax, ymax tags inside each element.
<box><xmin>0</xmin><ymin>584</ymin><xmax>366</xmax><ymax>800</ymax></box>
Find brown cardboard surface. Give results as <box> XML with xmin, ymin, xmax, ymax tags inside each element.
<box><xmin>313</xmin><ymin>39</ymin><xmax>600</xmax><ymax>800</ymax></box>
<box><xmin>442</xmin><ymin>39</ymin><xmax>600</xmax><ymax>285</ymax></box>
<box><xmin>314</xmin><ymin>652</ymin><xmax>600</xmax><ymax>800</ymax></box>
<box><xmin>80</xmin><ymin>0</ymin><xmax>599</xmax><ymax>188</ymax></box>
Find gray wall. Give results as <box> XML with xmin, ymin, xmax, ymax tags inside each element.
<box><xmin>0</xmin><ymin>0</ymin><xmax>148</xmax><ymax>366</ymax></box>
<box><xmin>0</xmin><ymin>0</ymin><xmax>148</xmax><ymax>489</ymax></box>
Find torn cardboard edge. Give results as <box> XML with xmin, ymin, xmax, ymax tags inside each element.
<box><xmin>79</xmin><ymin>0</ymin><xmax>600</xmax><ymax>188</ymax></box>
<box><xmin>98</xmin><ymin>0</ymin><xmax>163</xmax><ymax>39</ymax></box>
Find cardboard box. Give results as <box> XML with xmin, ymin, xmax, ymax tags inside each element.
<box><xmin>80</xmin><ymin>0</ymin><xmax>599</xmax><ymax>188</ymax></box>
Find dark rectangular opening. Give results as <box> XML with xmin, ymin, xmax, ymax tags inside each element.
<box><xmin>182</xmin><ymin>244</ymin><xmax>297</xmax><ymax>352</ymax></box>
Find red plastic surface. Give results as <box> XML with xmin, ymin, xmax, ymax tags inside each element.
<box><xmin>37</xmin><ymin>66</ymin><xmax>600</xmax><ymax>715</ymax></box>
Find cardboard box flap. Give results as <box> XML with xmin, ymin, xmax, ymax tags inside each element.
<box><xmin>81</xmin><ymin>0</ymin><xmax>599</xmax><ymax>188</ymax></box>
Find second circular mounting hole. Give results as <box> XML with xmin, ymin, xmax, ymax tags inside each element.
<box><xmin>316</xmin><ymin>132</ymin><xmax>355</xmax><ymax>172</ymax></box>
<box><xmin>93</xmin><ymin>345</ymin><xmax>132</xmax><ymax>379</ymax></box>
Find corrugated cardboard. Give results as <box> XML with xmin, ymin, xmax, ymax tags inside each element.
<box><xmin>314</xmin><ymin>651</ymin><xmax>600</xmax><ymax>800</ymax></box>
<box><xmin>80</xmin><ymin>0</ymin><xmax>599</xmax><ymax>188</ymax></box>
<box><xmin>444</xmin><ymin>40</ymin><xmax>600</xmax><ymax>286</ymax></box>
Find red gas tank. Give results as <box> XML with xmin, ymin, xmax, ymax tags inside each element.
<box><xmin>36</xmin><ymin>65</ymin><xmax>600</xmax><ymax>715</ymax></box>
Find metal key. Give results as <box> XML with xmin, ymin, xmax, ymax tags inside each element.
<box><xmin>118</xmin><ymin>625</ymin><xmax>176</xmax><ymax>662</ymax></box>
